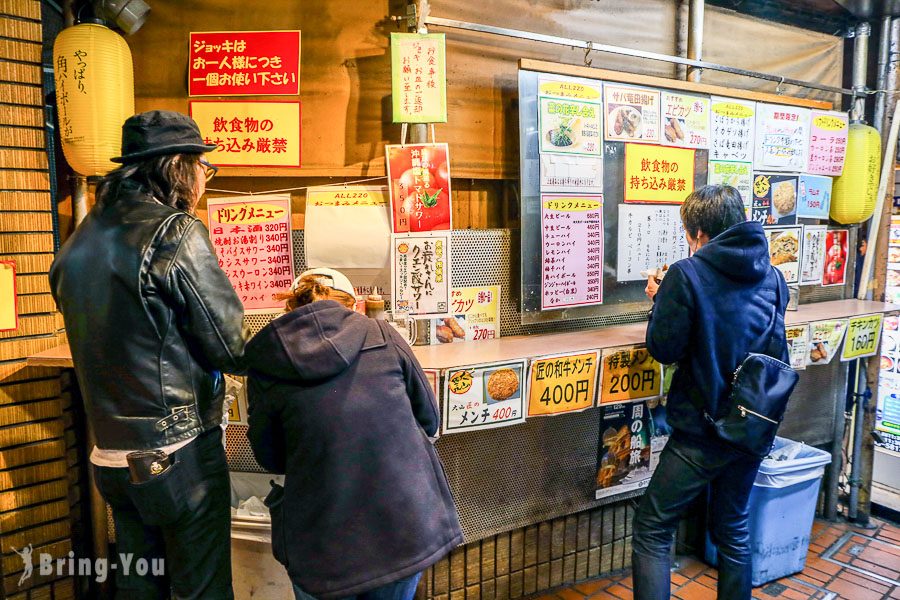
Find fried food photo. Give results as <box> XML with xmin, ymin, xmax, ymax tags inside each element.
<box><xmin>772</xmin><ymin>181</ymin><xmax>796</xmax><ymax>216</ymax></box>
<box><xmin>435</xmin><ymin>325</ymin><xmax>454</xmax><ymax>344</ymax></box>
<box><xmin>486</xmin><ymin>368</ymin><xmax>519</xmax><ymax>401</ymax></box>
<box><xmin>443</xmin><ymin>317</ymin><xmax>465</xmax><ymax>339</ymax></box>
<box><xmin>664</xmin><ymin>117</ymin><xmax>685</xmax><ymax>142</ymax></box>
<box><xmin>809</xmin><ymin>342</ymin><xmax>828</xmax><ymax>362</ymax></box>
<box><xmin>770</xmin><ymin>231</ymin><xmax>798</xmax><ymax>266</ymax></box>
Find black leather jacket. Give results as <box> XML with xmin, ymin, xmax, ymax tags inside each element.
<box><xmin>50</xmin><ymin>181</ymin><xmax>247</xmax><ymax>450</ymax></box>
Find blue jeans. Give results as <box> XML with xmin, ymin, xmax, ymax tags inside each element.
<box><xmin>632</xmin><ymin>435</ymin><xmax>762</xmax><ymax>600</ymax></box>
<box><xmin>293</xmin><ymin>572</ymin><xmax>422</xmax><ymax>600</ymax></box>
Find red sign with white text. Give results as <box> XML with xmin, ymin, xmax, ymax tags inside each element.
<box><xmin>386</xmin><ymin>143</ymin><xmax>452</xmax><ymax>233</ymax></box>
<box><xmin>189</xmin><ymin>31</ymin><xmax>301</xmax><ymax>96</ymax></box>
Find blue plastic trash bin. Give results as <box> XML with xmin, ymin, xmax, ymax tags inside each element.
<box><xmin>704</xmin><ymin>437</ymin><xmax>832</xmax><ymax>586</ymax></box>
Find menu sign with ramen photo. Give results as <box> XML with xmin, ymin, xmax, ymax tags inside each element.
<box><xmin>604</xmin><ymin>84</ymin><xmax>660</xmax><ymax>143</ymax></box>
<box><xmin>595</xmin><ymin>400</ymin><xmax>653</xmax><ymax>500</ymax></box>
<box><xmin>442</xmin><ymin>361</ymin><xmax>527</xmax><ymax>434</ymax></box>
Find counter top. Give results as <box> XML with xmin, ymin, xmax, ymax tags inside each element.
<box><xmin>26</xmin><ymin>299</ymin><xmax>898</xmax><ymax>371</ymax></box>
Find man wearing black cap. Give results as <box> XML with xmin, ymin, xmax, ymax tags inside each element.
<box><xmin>50</xmin><ymin>110</ymin><xmax>246</xmax><ymax>599</ymax></box>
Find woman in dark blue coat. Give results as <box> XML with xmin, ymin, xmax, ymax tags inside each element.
<box><xmin>246</xmin><ymin>269</ymin><xmax>463</xmax><ymax>600</ymax></box>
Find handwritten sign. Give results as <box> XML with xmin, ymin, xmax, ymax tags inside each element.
<box><xmin>596</xmin><ymin>400</ymin><xmax>654</xmax><ymax>500</ymax></box>
<box><xmin>0</xmin><ymin>262</ymin><xmax>15</xmax><ymax>331</ymax></box>
<box><xmin>443</xmin><ymin>361</ymin><xmax>526</xmax><ymax>434</ymax></box>
<box><xmin>624</xmin><ymin>144</ymin><xmax>695</xmax><ymax>204</ymax></box>
<box><xmin>616</xmin><ymin>205</ymin><xmax>688</xmax><ymax>282</ymax></box>
<box><xmin>801</xmin><ymin>225</ymin><xmax>827</xmax><ymax>285</ymax></box>
<box><xmin>807</xmin><ymin>110</ymin><xmax>848</xmax><ymax>176</ymax></box>
<box><xmin>600</xmin><ymin>348</ymin><xmax>661</xmax><ymax>405</ymax></box>
<box><xmin>540</xmin><ymin>154</ymin><xmax>604</xmax><ymax>194</ymax></box>
<box><xmin>539</xmin><ymin>96</ymin><xmax>602</xmax><ymax>156</ymax></box>
<box><xmin>797</xmin><ymin>175</ymin><xmax>832</xmax><ymax>219</ymax></box>
<box><xmin>708</xmin><ymin>160</ymin><xmax>753</xmax><ymax>208</ymax></box>
<box><xmin>527</xmin><ymin>352</ymin><xmax>599</xmax><ymax>416</ymax></box>
<box><xmin>808</xmin><ymin>319</ymin><xmax>847</xmax><ymax>366</ymax></box>
<box><xmin>386</xmin><ymin>143</ymin><xmax>451</xmax><ymax>233</ymax></box>
<box><xmin>392</xmin><ymin>233</ymin><xmax>450</xmax><ymax>317</ymax></box>
<box><xmin>604</xmin><ymin>84</ymin><xmax>660</xmax><ymax>143</ymax></box>
<box><xmin>752</xmin><ymin>173</ymin><xmax>798</xmax><ymax>225</ymax></box>
<box><xmin>710</xmin><ymin>97</ymin><xmax>755</xmax><ymax>163</ymax></box>
<box><xmin>189</xmin><ymin>31</ymin><xmax>300</xmax><ymax>96</ymax></box>
<box><xmin>390</xmin><ymin>33</ymin><xmax>447</xmax><ymax>123</ymax></box>
<box><xmin>431</xmin><ymin>286</ymin><xmax>500</xmax><ymax>344</ymax></box>
<box><xmin>755</xmin><ymin>103</ymin><xmax>810</xmax><ymax>172</ymax></box>
<box><xmin>786</xmin><ymin>324</ymin><xmax>809</xmax><ymax>370</ymax></box>
<box><xmin>304</xmin><ymin>186</ymin><xmax>390</xmax><ymax>270</ymax></box>
<box><xmin>190</xmin><ymin>100</ymin><xmax>300</xmax><ymax>168</ymax></box>
<box><xmin>842</xmin><ymin>314</ymin><xmax>883</xmax><ymax>361</ymax></box>
<box><xmin>541</xmin><ymin>194</ymin><xmax>603</xmax><ymax>310</ymax></box>
<box><xmin>661</xmin><ymin>92</ymin><xmax>709</xmax><ymax>148</ymax></box>
<box><xmin>207</xmin><ymin>194</ymin><xmax>293</xmax><ymax>313</ymax></box>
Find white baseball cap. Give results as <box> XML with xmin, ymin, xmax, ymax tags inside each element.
<box><xmin>292</xmin><ymin>268</ymin><xmax>356</xmax><ymax>297</ymax></box>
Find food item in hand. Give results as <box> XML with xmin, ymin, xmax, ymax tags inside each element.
<box><xmin>772</xmin><ymin>181</ymin><xmax>796</xmax><ymax>216</ymax></box>
<box><xmin>770</xmin><ymin>232</ymin><xmax>799</xmax><ymax>266</ymax></box>
<box><xmin>443</xmin><ymin>317</ymin><xmax>466</xmax><ymax>339</ymax></box>
<box><xmin>435</xmin><ymin>325</ymin><xmax>454</xmax><ymax>344</ymax></box>
<box><xmin>486</xmin><ymin>368</ymin><xmax>520</xmax><ymax>401</ymax></box>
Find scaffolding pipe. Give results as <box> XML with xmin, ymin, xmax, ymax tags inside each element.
<box><xmin>686</xmin><ymin>0</ymin><xmax>704</xmax><ymax>82</ymax></box>
<box><xmin>874</xmin><ymin>17</ymin><xmax>891</xmax><ymax>131</ymax></box>
<box><xmin>851</xmin><ymin>22</ymin><xmax>871</xmax><ymax>121</ymax></box>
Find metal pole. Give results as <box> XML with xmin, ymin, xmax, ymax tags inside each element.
<box><xmin>686</xmin><ymin>0</ymin><xmax>704</xmax><ymax>83</ymax></box>
<box><xmin>874</xmin><ymin>17</ymin><xmax>891</xmax><ymax>131</ymax></box>
<box><xmin>851</xmin><ymin>22</ymin><xmax>871</xmax><ymax>122</ymax></box>
<box><xmin>825</xmin><ymin>387</ymin><xmax>847</xmax><ymax>520</ymax></box>
<box><xmin>675</xmin><ymin>0</ymin><xmax>688</xmax><ymax>80</ymax></box>
<box><xmin>848</xmin><ymin>360</ymin><xmax>869</xmax><ymax>520</ymax></box>
<box><xmin>73</xmin><ymin>175</ymin><xmax>89</xmax><ymax>225</ymax></box>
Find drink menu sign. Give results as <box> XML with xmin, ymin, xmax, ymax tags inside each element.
<box><xmin>207</xmin><ymin>194</ymin><xmax>294</xmax><ymax>313</ymax></box>
<box><xmin>710</xmin><ymin>97</ymin><xmax>755</xmax><ymax>162</ymax></box>
<box><xmin>541</xmin><ymin>195</ymin><xmax>603</xmax><ymax>310</ymax></box>
<box><xmin>807</xmin><ymin>110</ymin><xmax>848</xmax><ymax>176</ymax></box>
<box><xmin>189</xmin><ymin>31</ymin><xmax>301</xmax><ymax>96</ymax></box>
<box><xmin>755</xmin><ymin>103</ymin><xmax>811</xmax><ymax>172</ymax></box>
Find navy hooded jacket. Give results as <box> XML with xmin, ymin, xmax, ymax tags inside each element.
<box><xmin>646</xmin><ymin>221</ymin><xmax>789</xmax><ymax>440</ymax></box>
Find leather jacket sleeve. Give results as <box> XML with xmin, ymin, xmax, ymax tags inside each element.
<box><xmin>168</xmin><ymin>219</ymin><xmax>248</xmax><ymax>374</ymax></box>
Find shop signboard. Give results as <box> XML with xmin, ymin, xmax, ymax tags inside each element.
<box><xmin>0</xmin><ymin>262</ymin><xmax>15</xmax><ymax>331</ymax></box>
<box><xmin>752</xmin><ymin>173</ymin><xmax>798</xmax><ymax>225</ymax></box>
<box><xmin>527</xmin><ymin>352</ymin><xmax>599</xmax><ymax>417</ymax></box>
<box><xmin>390</xmin><ymin>33</ymin><xmax>447</xmax><ymax>123</ymax></box>
<box><xmin>391</xmin><ymin>233</ymin><xmax>450</xmax><ymax>318</ymax></box>
<box><xmin>797</xmin><ymin>175</ymin><xmax>832</xmax><ymax>219</ymax></box>
<box><xmin>807</xmin><ymin>319</ymin><xmax>848</xmax><ymax>366</ymax></box>
<box><xmin>599</xmin><ymin>347</ymin><xmax>662</xmax><ymax>405</ymax></box>
<box><xmin>623</xmin><ymin>144</ymin><xmax>696</xmax><ymax>204</ymax></box>
<box><xmin>188</xmin><ymin>30</ymin><xmax>301</xmax><ymax>96</ymax></box>
<box><xmin>304</xmin><ymin>186</ymin><xmax>391</xmax><ymax>270</ymax></box>
<box><xmin>709</xmin><ymin>97</ymin><xmax>755</xmax><ymax>163</ymax></box>
<box><xmin>540</xmin><ymin>194</ymin><xmax>604</xmax><ymax>310</ymax></box>
<box><xmin>660</xmin><ymin>91</ymin><xmax>710</xmax><ymax>148</ymax></box>
<box><xmin>206</xmin><ymin>194</ymin><xmax>294</xmax><ymax>313</ymax></box>
<box><xmin>616</xmin><ymin>205</ymin><xmax>688</xmax><ymax>282</ymax></box>
<box><xmin>603</xmin><ymin>84</ymin><xmax>660</xmax><ymax>143</ymax></box>
<box><xmin>785</xmin><ymin>324</ymin><xmax>809</xmax><ymax>370</ymax></box>
<box><xmin>190</xmin><ymin>100</ymin><xmax>301</xmax><ymax>167</ymax></box>
<box><xmin>877</xmin><ymin>316</ymin><xmax>900</xmax><ymax>437</ymax></box>
<box><xmin>595</xmin><ymin>400</ymin><xmax>653</xmax><ymax>499</ymax></box>
<box><xmin>807</xmin><ymin>110</ymin><xmax>848</xmax><ymax>176</ymax></box>
<box><xmin>443</xmin><ymin>361</ymin><xmax>527</xmax><ymax>434</ymax></box>
<box><xmin>755</xmin><ymin>103</ymin><xmax>811</xmax><ymax>172</ymax></box>
<box><xmin>386</xmin><ymin>143</ymin><xmax>452</xmax><ymax>233</ymax></box>
<box><xmin>765</xmin><ymin>226</ymin><xmax>802</xmax><ymax>285</ymax></box>
<box><xmin>431</xmin><ymin>286</ymin><xmax>500</xmax><ymax>344</ymax></box>
<box><xmin>875</xmin><ymin>430</ymin><xmax>900</xmax><ymax>453</ymax></box>
<box><xmin>841</xmin><ymin>313</ymin><xmax>883</xmax><ymax>361</ymax></box>
<box><xmin>800</xmin><ymin>225</ymin><xmax>827</xmax><ymax>286</ymax></box>
<box><xmin>823</xmin><ymin>229</ymin><xmax>849</xmax><ymax>287</ymax></box>
<box><xmin>707</xmin><ymin>160</ymin><xmax>753</xmax><ymax>210</ymax></box>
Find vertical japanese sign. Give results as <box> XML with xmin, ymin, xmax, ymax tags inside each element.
<box><xmin>888</xmin><ymin>217</ymin><xmax>900</xmax><ymax>304</ymax></box>
<box><xmin>785</xmin><ymin>324</ymin><xmax>809</xmax><ymax>370</ymax></box>
<box><xmin>386</xmin><ymin>143</ymin><xmax>452</xmax><ymax>233</ymax></box>
<box><xmin>392</xmin><ymin>233</ymin><xmax>450</xmax><ymax>317</ymax></box>
<box><xmin>190</xmin><ymin>100</ymin><xmax>301</xmax><ymax>167</ymax></box>
<box><xmin>443</xmin><ymin>361</ymin><xmax>526</xmax><ymax>434</ymax></box>
<box><xmin>206</xmin><ymin>194</ymin><xmax>294</xmax><ymax>313</ymax></box>
<box><xmin>797</xmin><ymin>175</ymin><xmax>832</xmax><ymax>219</ymax></box>
<box><xmin>752</xmin><ymin>173</ymin><xmax>798</xmax><ymax>225</ymax></box>
<box><xmin>708</xmin><ymin>161</ymin><xmax>753</xmax><ymax>208</ymax></box>
<box><xmin>800</xmin><ymin>225</ymin><xmax>828</xmax><ymax>285</ymax></box>
<box><xmin>807</xmin><ymin>110</ymin><xmax>848</xmax><ymax>176</ymax></box>
<box><xmin>765</xmin><ymin>226</ymin><xmax>802</xmax><ymax>285</ymax></box>
<box><xmin>540</xmin><ymin>194</ymin><xmax>603</xmax><ymax>310</ymax></box>
<box><xmin>877</xmin><ymin>316</ymin><xmax>900</xmax><ymax>437</ymax></box>
<box><xmin>755</xmin><ymin>103</ymin><xmax>811</xmax><ymax>172</ymax></box>
<box><xmin>660</xmin><ymin>92</ymin><xmax>710</xmax><ymax>148</ymax></box>
<box><xmin>710</xmin><ymin>97</ymin><xmax>755</xmax><ymax>163</ymax></box>
<box><xmin>596</xmin><ymin>400</ymin><xmax>653</xmax><ymax>500</ymax></box>
<box><xmin>188</xmin><ymin>31</ymin><xmax>301</xmax><ymax>96</ymax></box>
<box><xmin>807</xmin><ymin>319</ymin><xmax>847</xmax><ymax>365</ymax></box>
<box><xmin>624</xmin><ymin>144</ymin><xmax>695</xmax><ymax>203</ymax></box>
<box><xmin>304</xmin><ymin>186</ymin><xmax>391</xmax><ymax>270</ymax></box>
<box><xmin>599</xmin><ymin>348</ymin><xmax>661</xmax><ymax>405</ymax></box>
<box><xmin>616</xmin><ymin>205</ymin><xmax>689</xmax><ymax>282</ymax></box>
<box><xmin>823</xmin><ymin>229</ymin><xmax>849</xmax><ymax>287</ymax></box>
<box><xmin>538</xmin><ymin>96</ymin><xmax>602</xmax><ymax>156</ymax></box>
<box><xmin>604</xmin><ymin>84</ymin><xmax>660</xmax><ymax>143</ymax></box>
<box><xmin>527</xmin><ymin>352</ymin><xmax>599</xmax><ymax>416</ymax></box>
<box><xmin>0</xmin><ymin>262</ymin><xmax>16</xmax><ymax>331</ymax></box>
<box><xmin>431</xmin><ymin>286</ymin><xmax>500</xmax><ymax>344</ymax></box>
<box><xmin>841</xmin><ymin>314</ymin><xmax>883</xmax><ymax>361</ymax></box>
<box><xmin>390</xmin><ymin>33</ymin><xmax>447</xmax><ymax>123</ymax></box>
<box><xmin>53</xmin><ymin>42</ymin><xmax>93</xmax><ymax>154</ymax></box>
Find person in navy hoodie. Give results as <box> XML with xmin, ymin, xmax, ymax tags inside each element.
<box><xmin>633</xmin><ymin>185</ymin><xmax>788</xmax><ymax>600</ymax></box>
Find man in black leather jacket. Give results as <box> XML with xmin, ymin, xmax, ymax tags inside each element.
<box><xmin>50</xmin><ymin>111</ymin><xmax>247</xmax><ymax>599</ymax></box>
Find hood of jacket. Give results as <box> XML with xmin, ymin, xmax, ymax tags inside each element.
<box><xmin>692</xmin><ymin>221</ymin><xmax>771</xmax><ymax>284</ymax></box>
<box><xmin>246</xmin><ymin>300</ymin><xmax>381</xmax><ymax>381</ymax></box>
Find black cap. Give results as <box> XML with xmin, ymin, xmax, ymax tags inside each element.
<box><xmin>111</xmin><ymin>110</ymin><xmax>217</xmax><ymax>164</ymax></box>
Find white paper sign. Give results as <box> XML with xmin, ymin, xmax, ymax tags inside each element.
<box><xmin>616</xmin><ymin>205</ymin><xmax>689</xmax><ymax>282</ymax></box>
<box><xmin>785</xmin><ymin>324</ymin><xmax>809</xmax><ymax>371</ymax></box>
<box><xmin>540</xmin><ymin>154</ymin><xmax>604</xmax><ymax>193</ymax></box>
<box><xmin>755</xmin><ymin>103</ymin><xmax>811</xmax><ymax>172</ymax></box>
<box><xmin>305</xmin><ymin>186</ymin><xmax>391</xmax><ymax>270</ymax></box>
<box><xmin>710</xmin><ymin>97</ymin><xmax>755</xmax><ymax>163</ymax></box>
<box><xmin>443</xmin><ymin>361</ymin><xmax>527</xmax><ymax>434</ymax></box>
<box><xmin>801</xmin><ymin>225</ymin><xmax>827</xmax><ymax>285</ymax></box>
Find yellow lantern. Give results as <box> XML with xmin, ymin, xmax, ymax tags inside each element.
<box><xmin>53</xmin><ymin>23</ymin><xmax>134</xmax><ymax>176</ymax></box>
<box><xmin>831</xmin><ymin>123</ymin><xmax>881</xmax><ymax>224</ymax></box>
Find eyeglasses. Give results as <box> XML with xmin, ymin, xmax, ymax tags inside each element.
<box><xmin>199</xmin><ymin>159</ymin><xmax>218</xmax><ymax>182</ymax></box>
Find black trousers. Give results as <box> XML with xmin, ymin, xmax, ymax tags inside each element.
<box><xmin>632</xmin><ymin>434</ymin><xmax>762</xmax><ymax>600</ymax></box>
<box><xmin>94</xmin><ymin>427</ymin><xmax>233</xmax><ymax>600</ymax></box>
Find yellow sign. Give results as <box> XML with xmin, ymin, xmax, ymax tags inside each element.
<box><xmin>190</xmin><ymin>100</ymin><xmax>301</xmax><ymax>168</ymax></box>
<box><xmin>0</xmin><ymin>262</ymin><xmax>15</xmax><ymax>331</ymax></box>
<box><xmin>306</xmin><ymin>187</ymin><xmax>387</xmax><ymax>207</ymax></box>
<box><xmin>448</xmin><ymin>370</ymin><xmax>474</xmax><ymax>395</ymax></box>
<box><xmin>813</xmin><ymin>115</ymin><xmax>847</xmax><ymax>131</ymax></box>
<box><xmin>711</xmin><ymin>101</ymin><xmax>754</xmax><ymax>119</ymax></box>
<box><xmin>841</xmin><ymin>313</ymin><xmax>883</xmax><ymax>361</ymax></box>
<box><xmin>528</xmin><ymin>352</ymin><xmax>599</xmax><ymax>416</ymax></box>
<box><xmin>600</xmin><ymin>348</ymin><xmax>661</xmax><ymax>404</ymax></box>
<box><xmin>624</xmin><ymin>144</ymin><xmax>696</xmax><ymax>204</ymax></box>
<box><xmin>539</xmin><ymin>81</ymin><xmax>601</xmax><ymax>101</ymax></box>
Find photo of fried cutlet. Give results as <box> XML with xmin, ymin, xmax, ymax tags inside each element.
<box><xmin>484</xmin><ymin>368</ymin><xmax>520</xmax><ymax>403</ymax></box>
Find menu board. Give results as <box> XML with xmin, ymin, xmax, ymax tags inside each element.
<box><xmin>755</xmin><ymin>103</ymin><xmax>810</xmax><ymax>172</ymax></box>
<box><xmin>797</xmin><ymin>175</ymin><xmax>832</xmax><ymax>219</ymax></box>
<box><xmin>708</xmin><ymin>160</ymin><xmax>752</xmax><ymax>207</ymax></box>
<box><xmin>431</xmin><ymin>286</ymin><xmax>500</xmax><ymax>344</ymax></box>
<box><xmin>765</xmin><ymin>225</ymin><xmax>802</xmax><ymax>285</ymax></box>
<box><xmin>842</xmin><ymin>314</ymin><xmax>883</xmax><ymax>361</ymax></box>
<box><xmin>752</xmin><ymin>173</ymin><xmax>798</xmax><ymax>225</ymax></box>
<box><xmin>599</xmin><ymin>348</ymin><xmax>662</xmax><ymax>404</ymax></box>
<box><xmin>443</xmin><ymin>361</ymin><xmax>527</xmax><ymax>434</ymax></box>
<box><xmin>710</xmin><ymin>96</ymin><xmax>755</xmax><ymax>163</ymax></box>
<box><xmin>595</xmin><ymin>400</ymin><xmax>654</xmax><ymax>499</ymax></box>
<box><xmin>661</xmin><ymin>92</ymin><xmax>710</xmax><ymax>148</ymax></box>
<box><xmin>540</xmin><ymin>194</ymin><xmax>604</xmax><ymax>310</ymax></box>
<box><xmin>623</xmin><ymin>144</ymin><xmax>696</xmax><ymax>204</ymax></box>
<box><xmin>785</xmin><ymin>324</ymin><xmax>809</xmax><ymax>370</ymax></box>
<box><xmin>539</xmin><ymin>96</ymin><xmax>603</xmax><ymax>156</ymax></box>
<box><xmin>807</xmin><ymin>110</ymin><xmax>848</xmax><ymax>176</ymax></box>
<box><xmin>305</xmin><ymin>186</ymin><xmax>391</xmax><ymax>270</ymax></box>
<box><xmin>887</xmin><ymin>217</ymin><xmax>900</xmax><ymax>304</ymax></box>
<box><xmin>878</xmin><ymin>316</ymin><xmax>900</xmax><ymax>438</ymax></box>
<box><xmin>800</xmin><ymin>225</ymin><xmax>828</xmax><ymax>286</ymax></box>
<box><xmin>807</xmin><ymin>319</ymin><xmax>847</xmax><ymax>365</ymax></box>
<box><xmin>527</xmin><ymin>352</ymin><xmax>599</xmax><ymax>416</ymax></box>
<box><xmin>392</xmin><ymin>233</ymin><xmax>450</xmax><ymax>317</ymax></box>
<box><xmin>604</xmin><ymin>84</ymin><xmax>660</xmax><ymax>143</ymax></box>
<box><xmin>616</xmin><ymin>205</ymin><xmax>689</xmax><ymax>282</ymax></box>
<box><xmin>823</xmin><ymin>229</ymin><xmax>849</xmax><ymax>287</ymax></box>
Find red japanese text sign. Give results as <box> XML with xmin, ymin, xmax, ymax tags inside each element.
<box><xmin>190</xmin><ymin>101</ymin><xmax>301</xmax><ymax>168</ymax></box>
<box><xmin>386</xmin><ymin>143</ymin><xmax>452</xmax><ymax>233</ymax></box>
<box><xmin>206</xmin><ymin>194</ymin><xmax>294</xmax><ymax>313</ymax></box>
<box><xmin>189</xmin><ymin>31</ymin><xmax>300</xmax><ymax>96</ymax></box>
